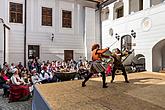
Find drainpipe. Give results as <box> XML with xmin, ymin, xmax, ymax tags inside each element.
<box><xmin>1</xmin><ymin>18</ymin><xmax>10</xmax><ymax>64</ymax></box>
<box><xmin>24</xmin><ymin>0</ymin><xmax>27</xmax><ymax>67</ymax></box>
<box><xmin>99</xmin><ymin>7</ymin><xmax>102</xmax><ymax>48</ymax></box>
<box><xmin>3</xmin><ymin>25</ymin><xmax>6</xmax><ymax>63</ymax></box>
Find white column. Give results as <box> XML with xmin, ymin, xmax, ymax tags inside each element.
<box><xmin>145</xmin><ymin>49</ymin><xmax>153</xmax><ymax>72</ymax></box>
<box><xmin>143</xmin><ymin>0</ymin><xmax>151</xmax><ymax>9</ymax></box>
<box><xmin>84</xmin><ymin>7</ymin><xmax>96</xmax><ymax>60</ymax></box>
<box><xmin>108</xmin><ymin>4</ymin><xmax>114</xmax><ymax>21</ymax></box>
<box><xmin>124</xmin><ymin>0</ymin><xmax>129</xmax><ymax>16</ymax></box>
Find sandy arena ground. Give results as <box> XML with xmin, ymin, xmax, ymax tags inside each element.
<box><xmin>36</xmin><ymin>72</ymin><xmax>165</xmax><ymax>110</ymax></box>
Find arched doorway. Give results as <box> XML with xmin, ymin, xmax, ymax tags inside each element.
<box><xmin>152</xmin><ymin>39</ymin><xmax>165</xmax><ymax>72</ymax></box>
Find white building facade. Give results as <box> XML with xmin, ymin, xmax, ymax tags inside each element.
<box><xmin>102</xmin><ymin>0</ymin><xmax>165</xmax><ymax>72</ymax></box>
<box><xmin>0</xmin><ymin>0</ymin><xmax>101</xmax><ymax>66</ymax></box>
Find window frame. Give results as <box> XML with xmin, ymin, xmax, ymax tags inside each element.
<box><xmin>116</xmin><ymin>6</ymin><xmax>123</xmax><ymax>19</ymax></box>
<box><xmin>121</xmin><ymin>35</ymin><xmax>132</xmax><ymax>52</ymax></box>
<box><xmin>9</xmin><ymin>2</ymin><xmax>23</xmax><ymax>23</ymax></box>
<box><xmin>42</xmin><ymin>7</ymin><xmax>53</xmax><ymax>26</ymax></box>
<box><xmin>62</xmin><ymin>10</ymin><xmax>72</xmax><ymax>28</ymax></box>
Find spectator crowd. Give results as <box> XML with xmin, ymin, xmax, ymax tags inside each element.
<box><xmin>0</xmin><ymin>57</ymin><xmax>91</xmax><ymax>102</ymax></box>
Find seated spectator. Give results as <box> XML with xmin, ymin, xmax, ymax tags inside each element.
<box><xmin>31</xmin><ymin>68</ymin><xmax>41</xmax><ymax>84</ymax></box>
<box><xmin>9</xmin><ymin>68</ymin><xmax>31</xmax><ymax>102</ymax></box>
<box><xmin>39</xmin><ymin>66</ymin><xmax>53</xmax><ymax>83</ymax></box>
<box><xmin>59</xmin><ymin>66</ymin><xmax>65</xmax><ymax>72</ymax></box>
<box><xmin>21</xmin><ymin>72</ymin><xmax>31</xmax><ymax>85</ymax></box>
<box><xmin>21</xmin><ymin>67</ymin><xmax>28</xmax><ymax>74</ymax></box>
<box><xmin>10</xmin><ymin>68</ymin><xmax>27</xmax><ymax>85</ymax></box>
<box><xmin>9</xmin><ymin>63</ymin><xmax>15</xmax><ymax>72</ymax></box>
<box><xmin>0</xmin><ymin>70</ymin><xmax>10</xmax><ymax>97</ymax></box>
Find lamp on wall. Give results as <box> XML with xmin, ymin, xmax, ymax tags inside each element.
<box><xmin>115</xmin><ymin>33</ymin><xmax>120</xmax><ymax>40</ymax></box>
<box><xmin>131</xmin><ymin>30</ymin><xmax>136</xmax><ymax>38</ymax></box>
<box><xmin>51</xmin><ymin>33</ymin><xmax>54</xmax><ymax>41</ymax></box>
<box><xmin>0</xmin><ymin>18</ymin><xmax>4</xmax><ymax>23</ymax></box>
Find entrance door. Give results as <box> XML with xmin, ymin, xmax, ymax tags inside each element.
<box><xmin>28</xmin><ymin>45</ymin><xmax>40</xmax><ymax>59</ymax></box>
<box><xmin>64</xmin><ymin>50</ymin><xmax>73</xmax><ymax>62</ymax></box>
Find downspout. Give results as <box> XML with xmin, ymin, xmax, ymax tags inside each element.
<box><xmin>2</xmin><ymin>21</ymin><xmax>10</xmax><ymax>64</ymax></box>
<box><xmin>3</xmin><ymin>25</ymin><xmax>6</xmax><ymax>63</ymax></box>
<box><xmin>99</xmin><ymin>7</ymin><xmax>102</xmax><ymax>48</ymax></box>
<box><xmin>24</xmin><ymin>0</ymin><xmax>27</xmax><ymax>67</ymax></box>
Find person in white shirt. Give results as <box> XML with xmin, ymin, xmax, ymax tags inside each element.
<box><xmin>9</xmin><ymin>68</ymin><xmax>31</xmax><ymax>102</ymax></box>
<box><xmin>9</xmin><ymin>63</ymin><xmax>15</xmax><ymax>72</ymax></box>
<box><xmin>31</xmin><ymin>68</ymin><xmax>41</xmax><ymax>84</ymax></box>
<box><xmin>39</xmin><ymin>66</ymin><xmax>53</xmax><ymax>83</ymax></box>
<box><xmin>10</xmin><ymin>68</ymin><xmax>25</xmax><ymax>85</ymax></box>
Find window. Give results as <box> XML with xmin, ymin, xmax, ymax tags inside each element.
<box><xmin>151</xmin><ymin>0</ymin><xmax>164</xmax><ymax>6</ymax></box>
<box><xmin>121</xmin><ymin>35</ymin><xmax>132</xmax><ymax>51</ymax></box>
<box><xmin>139</xmin><ymin>0</ymin><xmax>143</xmax><ymax>10</ymax></box>
<box><xmin>28</xmin><ymin>45</ymin><xmax>40</xmax><ymax>59</ymax></box>
<box><xmin>9</xmin><ymin>2</ymin><xmax>23</xmax><ymax>23</ymax></box>
<box><xmin>129</xmin><ymin>0</ymin><xmax>143</xmax><ymax>14</ymax></box>
<box><xmin>62</xmin><ymin>10</ymin><xmax>72</xmax><ymax>28</ymax></box>
<box><xmin>114</xmin><ymin>1</ymin><xmax>124</xmax><ymax>19</ymax></box>
<box><xmin>42</xmin><ymin>7</ymin><xmax>52</xmax><ymax>26</ymax></box>
<box><xmin>116</xmin><ymin>6</ymin><xmax>123</xmax><ymax>18</ymax></box>
<box><xmin>101</xmin><ymin>7</ymin><xmax>109</xmax><ymax>21</ymax></box>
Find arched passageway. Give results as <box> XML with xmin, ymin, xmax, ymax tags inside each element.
<box><xmin>152</xmin><ymin>39</ymin><xmax>165</xmax><ymax>72</ymax></box>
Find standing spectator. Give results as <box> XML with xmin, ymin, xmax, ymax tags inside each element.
<box><xmin>31</xmin><ymin>60</ymin><xmax>37</xmax><ymax>71</ymax></box>
<box><xmin>35</xmin><ymin>57</ymin><xmax>41</xmax><ymax>73</ymax></box>
<box><xmin>28</xmin><ymin>59</ymin><xmax>33</xmax><ymax>72</ymax></box>
<box><xmin>3</xmin><ymin>62</ymin><xmax>9</xmax><ymax>74</ymax></box>
<box><xmin>17</xmin><ymin>62</ymin><xmax>23</xmax><ymax>69</ymax></box>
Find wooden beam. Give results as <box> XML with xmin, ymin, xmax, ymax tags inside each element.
<box><xmin>84</xmin><ymin>0</ymin><xmax>100</xmax><ymax>3</ymax></box>
<box><xmin>98</xmin><ymin>0</ymin><xmax>117</xmax><ymax>8</ymax></box>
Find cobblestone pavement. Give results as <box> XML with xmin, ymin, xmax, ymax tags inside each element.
<box><xmin>0</xmin><ymin>90</ymin><xmax>31</xmax><ymax>110</ymax></box>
